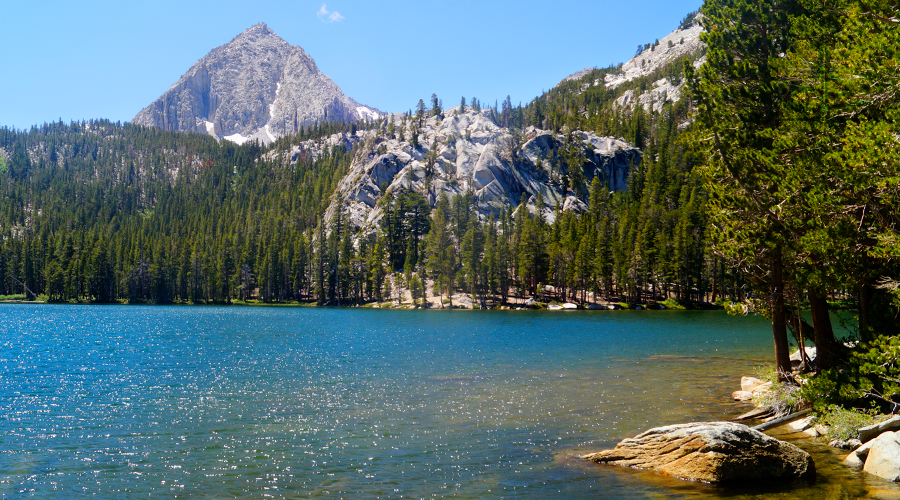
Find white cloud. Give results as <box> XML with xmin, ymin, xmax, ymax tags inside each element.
<box><xmin>317</xmin><ymin>4</ymin><xmax>344</xmax><ymax>23</ymax></box>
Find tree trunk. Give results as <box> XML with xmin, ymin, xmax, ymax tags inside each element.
<box><xmin>711</xmin><ymin>258</ymin><xmax>719</xmax><ymax>303</ymax></box>
<box><xmin>859</xmin><ymin>276</ymin><xmax>874</xmax><ymax>343</ymax></box>
<box><xmin>771</xmin><ymin>252</ymin><xmax>792</xmax><ymax>381</ymax></box>
<box><xmin>809</xmin><ymin>288</ymin><xmax>836</xmax><ymax>370</ymax></box>
<box><xmin>448</xmin><ymin>279</ymin><xmax>453</xmax><ymax>309</ymax></box>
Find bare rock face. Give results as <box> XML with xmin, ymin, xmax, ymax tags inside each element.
<box><xmin>133</xmin><ymin>23</ymin><xmax>379</xmax><ymax>144</ymax></box>
<box><xmin>313</xmin><ymin>107</ymin><xmax>641</xmax><ymax>231</ymax></box>
<box><xmin>560</xmin><ymin>17</ymin><xmax>705</xmax><ymax>115</ymax></box>
<box><xmin>581</xmin><ymin>421</ymin><xmax>815</xmax><ymax>484</ymax></box>
<box><xmin>603</xmin><ymin>19</ymin><xmax>705</xmax><ymax>90</ymax></box>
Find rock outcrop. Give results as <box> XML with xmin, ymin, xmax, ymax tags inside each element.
<box><xmin>790</xmin><ymin>346</ymin><xmax>817</xmax><ymax>370</ymax></box>
<box><xmin>842</xmin><ymin>418</ymin><xmax>900</xmax><ymax>476</ymax></box>
<box><xmin>561</xmin><ymin>16</ymin><xmax>706</xmax><ymax>114</ymax></box>
<box><xmin>731</xmin><ymin>376</ymin><xmax>773</xmax><ymax>401</ymax></box>
<box><xmin>603</xmin><ymin>19</ymin><xmax>705</xmax><ymax>91</ymax></box>
<box><xmin>313</xmin><ymin>107</ymin><xmax>641</xmax><ymax>231</ymax></box>
<box><xmin>581</xmin><ymin>421</ymin><xmax>815</xmax><ymax>483</ymax></box>
<box><xmin>133</xmin><ymin>23</ymin><xmax>379</xmax><ymax>144</ymax></box>
<box><xmin>863</xmin><ymin>431</ymin><xmax>900</xmax><ymax>482</ymax></box>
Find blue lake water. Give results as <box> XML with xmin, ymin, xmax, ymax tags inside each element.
<box><xmin>0</xmin><ymin>305</ymin><xmax>890</xmax><ymax>498</ymax></box>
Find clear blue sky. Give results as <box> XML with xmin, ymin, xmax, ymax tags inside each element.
<box><xmin>1</xmin><ymin>0</ymin><xmax>702</xmax><ymax>130</ymax></box>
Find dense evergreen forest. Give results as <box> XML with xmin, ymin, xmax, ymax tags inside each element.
<box><xmin>0</xmin><ymin>87</ymin><xmax>719</xmax><ymax>308</ymax></box>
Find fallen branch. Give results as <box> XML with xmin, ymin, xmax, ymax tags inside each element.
<box><xmin>752</xmin><ymin>408</ymin><xmax>812</xmax><ymax>432</ymax></box>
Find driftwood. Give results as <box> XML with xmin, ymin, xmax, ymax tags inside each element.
<box><xmin>752</xmin><ymin>408</ymin><xmax>812</xmax><ymax>432</ymax></box>
<box><xmin>730</xmin><ymin>406</ymin><xmax>776</xmax><ymax>422</ymax></box>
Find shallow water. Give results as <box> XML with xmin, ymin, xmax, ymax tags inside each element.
<box><xmin>0</xmin><ymin>305</ymin><xmax>896</xmax><ymax>498</ymax></box>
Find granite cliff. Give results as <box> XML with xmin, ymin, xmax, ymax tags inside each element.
<box><xmin>266</xmin><ymin>107</ymin><xmax>640</xmax><ymax>232</ymax></box>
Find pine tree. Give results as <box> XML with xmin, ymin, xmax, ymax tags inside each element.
<box><xmin>686</xmin><ymin>0</ymin><xmax>803</xmax><ymax>379</ymax></box>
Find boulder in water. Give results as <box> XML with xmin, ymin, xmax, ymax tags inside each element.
<box><xmin>731</xmin><ymin>390</ymin><xmax>754</xmax><ymax>401</ymax></box>
<box><xmin>581</xmin><ymin>421</ymin><xmax>815</xmax><ymax>483</ymax></box>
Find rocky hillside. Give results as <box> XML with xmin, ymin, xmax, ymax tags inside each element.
<box><xmin>561</xmin><ymin>14</ymin><xmax>705</xmax><ymax>113</ymax></box>
<box><xmin>132</xmin><ymin>23</ymin><xmax>380</xmax><ymax>145</ymax></box>
<box><xmin>274</xmin><ymin>107</ymin><xmax>640</xmax><ymax>232</ymax></box>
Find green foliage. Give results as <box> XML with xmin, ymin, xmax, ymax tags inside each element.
<box><xmin>753</xmin><ymin>364</ymin><xmax>780</xmax><ymax>385</ymax></box>
<box><xmin>678</xmin><ymin>10</ymin><xmax>699</xmax><ymax>29</ymax></box>
<box><xmin>813</xmin><ymin>405</ymin><xmax>878</xmax><ymax>441</ymax></box>
<box><xmin>801</xmin><ymin>336</ymin><xmax>900</xmax><ymax>411</ymax></box>
<box><xmin>660</xmin><ymin>298</ymin><xmax>687</xmax><ymax>310</ymax></box>
<box><xmin>687</xmin><ymin>0</ymin><xmax>900</xmax><ymax>358</ymax></box>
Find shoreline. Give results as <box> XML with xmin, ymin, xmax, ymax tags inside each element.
<box><xmin>0</xmin><ymin>294</ymin><xmax>725</xmax><ymax>311</ymax></box>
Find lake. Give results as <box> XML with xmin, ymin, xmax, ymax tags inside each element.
<box><xmin>0</xmin><ymin>305</ymin><xmax>894</xmax><ymax>498</ymax></box>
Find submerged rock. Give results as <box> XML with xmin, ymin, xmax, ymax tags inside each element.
<box><xmin>831</xmin><ymin>438</ymin><xmax>862</xmax><ymax>450</ymax></box>
<box><xmin>581</xmin><ymin>421</ymin><xmax>815</xmax><ymax>484</ymax></box>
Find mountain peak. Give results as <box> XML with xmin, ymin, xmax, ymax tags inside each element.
<box><xmin>132</xmin><ymin>24</ymin><xmax>381</xmax><ymax>144</ymax></box>
<box><xmin>233</xmin><ymin>22</ymin><xmax>277</xmax><ymax>41</ymax></box>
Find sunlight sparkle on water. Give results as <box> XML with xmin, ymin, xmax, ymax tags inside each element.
<box><xmin>0</xmin><ymin>305</ymin><xmax>891</xmax><ymax>498</ymax></box>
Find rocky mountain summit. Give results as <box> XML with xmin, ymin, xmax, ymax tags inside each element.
<box><xmin>271</xmin><ymin>106</ymin><xmax>640</xmax><ymax>232</ymax></box>
<box><xmin>132</xmin><ymin>23</ymin><xmax>379</xmax><ymax>144</ymax></box>
<box><xmin>605</xmin><ymin>17</ymin><xmax>704</xmax><ymax>89</ymax></box>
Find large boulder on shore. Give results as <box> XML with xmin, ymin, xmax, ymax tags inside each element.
<box><xmin>863</xmin><ymin>431</ymin><xmax>900</xmax><ymax>482</ymax></box>
<box><xmin>581</xmin><ymin>421</ymin><xmax>815</xmax><ymax>483</ymax></box>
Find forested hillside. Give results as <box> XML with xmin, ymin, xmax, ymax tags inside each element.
<box><xmin>0</xmin><ymin>120</ymin><xmax>350</xmax><ymax>303</ymax></box>
<box><xmin>0</xmin><ymin>14</ymin><xmax>734</xmax><ymax>307</ymax></box>
<box><xmin>0</xmin><ymin>90</ymin><xmax>722</xmax><ymax>307</ymax></box>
